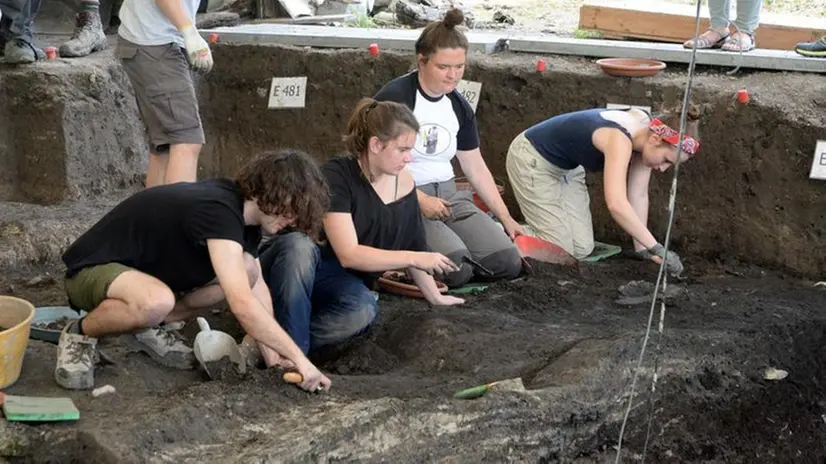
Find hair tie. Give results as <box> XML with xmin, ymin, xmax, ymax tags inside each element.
<box><xmin>366</xmin><ymin>100</ymin><xmax>378</xmax><ymax>114</ymax></box>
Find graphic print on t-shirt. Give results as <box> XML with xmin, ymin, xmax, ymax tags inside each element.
<box><xmin>420</xmin><ymin>123</ymin><xmax>451</xmax><ymax>156</ymax></box>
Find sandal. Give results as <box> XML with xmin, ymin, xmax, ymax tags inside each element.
<box><xmin>722</xmin><ymin>31</ymin><xmax>755</xmax><ymax>52</ymax></box>
<box><xmin>683</xmin><ymin>29</ymin><xmax>729</xmax><ymax>49</ymax></box>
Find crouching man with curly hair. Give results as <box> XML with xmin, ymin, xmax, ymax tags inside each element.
<box><xmin>55</xmin><ymin>149</ymin><xmax>333</xmax><ymax>393</ymax></box>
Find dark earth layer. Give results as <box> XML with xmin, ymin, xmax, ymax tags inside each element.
<box><xmin>1</xmin><ymin>256</ymin><xmax>824</xmax><ymax>463</ymax></box>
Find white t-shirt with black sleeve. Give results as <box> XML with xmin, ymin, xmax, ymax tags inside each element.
<box><xmin>373</xmin><ymin>71</ymin><xmax>480</xmax><ymax>186</ymax></box>
<box><xmin>320</xmin><ymin>156</ymin><xmax>430</xmax><ymax>288</ymax></box>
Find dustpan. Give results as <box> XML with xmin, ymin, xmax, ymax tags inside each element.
<box><xmin>192</xmin><ymin>317</ymin><xmax>246</xmax><ymax>379</ymax></box>
<box><xmin>514</xmin><ymin>235</ymin><xmax>578</xmax><ymax>267</ymax></box>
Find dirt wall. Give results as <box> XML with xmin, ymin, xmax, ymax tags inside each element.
<box><xmin>198</xmin><ymin>44</ymin><xmax>826</xmax><ymax>277</ymax></box>
<box><xmin>0</xmin><ymin>53</ymin><xmax>147</xmax><ymax>204</ymax></box>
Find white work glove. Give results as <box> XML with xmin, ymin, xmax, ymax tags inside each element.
<box><xmin>180</xmin><ymin>24</ymin><xmax>213</xmax><ymax>73</ymax></box>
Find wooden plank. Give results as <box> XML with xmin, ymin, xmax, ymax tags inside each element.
<box><xmin>579</xmin><ymin>1</ymin><xmax>826</xmax><ymax>51</ymax></box>
<box><xmin>506</xmin><ymin>34</ymin><xmax>826</xmax><ymax>74</ymax></box>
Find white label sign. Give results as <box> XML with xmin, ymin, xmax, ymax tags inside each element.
<box><xmin>456</xmin><ymin>80</ymin><xmax>482</xmax><ymax>113</ymax></box>
<box><xmin>606</xmin><ymin>102</ymin><xmax>652</xmax><ymax>114</ymax></box>
<box><xmin>810</xmin><ymin>140</ymin><xmax>826</xmax><ymax>180</ymax></box>
<box><xmin>268</xmin><ymin>77</ymin><xmax>307</xmax><ymax>109</ymax></box>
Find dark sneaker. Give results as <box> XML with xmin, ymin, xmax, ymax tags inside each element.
<box><xmin>122</xmin><ymin>322</ymin><xmax>196</xmax><ymax>370</ymax></box>
<box><xmin>59</xmin><ymin>11</ymin><xmax>107</xmax><ymax>58</ymax></box>
<box><xmin>794</xmin><ymin>36</ymin><xmax>826</xmax><ymax>58</ymax></box>
<box><xmin>3</xmin><ymin>38</ymin><xmax>44</xmax><ymax>64</ymax></box>
<box><xmin>54</xmin><ymin>320</ymin><xmax>98</xmax><ymax>390</ymax></box>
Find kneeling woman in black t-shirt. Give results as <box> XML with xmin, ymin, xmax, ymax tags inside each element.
<box><xmin>259</xmin><ymin>98</ymin><xmax>465</xmax><ymax>355</ymax></box>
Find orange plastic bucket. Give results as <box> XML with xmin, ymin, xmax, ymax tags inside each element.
<box><xmin>0</xmin><ymin>296</ymin><xmax>35</xmax><ymax>389</ymax></box>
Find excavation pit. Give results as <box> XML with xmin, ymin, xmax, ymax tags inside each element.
<box><xmin>0</xmin><ymin>38</ymin><xmax>825</xmax><ymax>462</ymax></box>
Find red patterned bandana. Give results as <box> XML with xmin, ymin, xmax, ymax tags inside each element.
<box><xmin>648</xmin><ymin>118</ymin><xmax>700</xmax><ymax>157</ymax></box>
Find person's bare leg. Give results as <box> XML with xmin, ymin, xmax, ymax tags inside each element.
<box><xmin>55</xmin><ymin>270</ymin><xmax>176</xmax><ymax>389</ymax></box>
<box><xmin>81</xmin><ymin>270</ymin><xmax>175</xmax><ymax>337</ymax></box>
<box><xmin>145</xmin><ymin>152</ymin><xmax>168</xmax><ymax>188</ymax></box>
<box><xmin>164</xmin><ymin>283</ymin><xmax>224</xmax><ymax>323</ymax></box>
<box><xmin>165</xmin><ymin>253</ymin><xmax>259</xmax><ymax>323</ymax></box>
<box><xmin>164</xmin><ymin>143</ymin><xmax>201</xmax><ymax>184</ymax></box>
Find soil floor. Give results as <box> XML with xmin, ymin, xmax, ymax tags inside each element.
<box><xmin>2</xmin><ymin>255</ymin><xmax>824</xmax><ymax>462</ymax></box>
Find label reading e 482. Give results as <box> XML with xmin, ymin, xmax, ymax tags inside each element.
<box><xmin>268</xmin><ymin>77</ymin><xmax>308</xmax><ymax>109</ymax></box>
<box><xmin>456</xmin><ymin>80</ymin><xmax>482</xmax><ymax>113</ymax></box>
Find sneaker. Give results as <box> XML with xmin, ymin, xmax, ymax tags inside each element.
<box><xmin>794</xmin><ymin>36</ymin><xmax>826</xmax><ymax>58</ymax></box>
<box><xmin>122</xmin><ymin>323</ymin><xmax>196</xmax><ymax>370</ymax></box>
<box><xmin>59</xmin><ymin>11</ymin><xmax>107</xmax><ymax>58</ymax></box>
<box><xmin>54</xmin><ymin>320</ymin><xmax>98</xmax><ymax>390</ymax></box>
<box><xmin>3</xmin><ymin>38</ymin><xmax>44</xmax><ymax>64</ymax></box>
<box><xmin>238</xmin><ymin>335</ymin><xmax>263</xmax><ymax>370</ymax></box>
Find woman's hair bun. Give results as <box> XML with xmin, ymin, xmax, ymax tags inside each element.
<box><xmin>686</xmin><ymin>103</ymin><xmax>700</xmax><ymax>122</ymax></box>
<box><xmin>442</xmin><ymin>8</ymin><xmax>464</xmax><ymax>28</ymax></box>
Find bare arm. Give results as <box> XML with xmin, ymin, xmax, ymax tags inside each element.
<box><xmin>407</xmin><ymin>267</ymin><xmax>448</xmax><ymax>304</ymax></box>
<box><xmin>626</xmin><ymin>155</ymin><xmax>653</xmax><ymax>251</ymax></box>
<box><xmin>456</xmin><ymin>148</ymin><xmax>513</xmax><ymax>222</ymax></box>
<box><xmin>206</xmin><ymin>239</ymin><xmax>315</xmax><ymax>372</ymax></box>
<box><xmin>154</xmin><ymin>0</ymin><xmax>192</xmax><ymax>29</ymax></box>
<box><xmin>324</xmin><ymin>213</ymin><xmax>417</xmax><ymax>271</ymax></box>
<box><xmin>594</xmin><ymin>129</ymin><xmax>659</xmax><ymax>250</ymax></box>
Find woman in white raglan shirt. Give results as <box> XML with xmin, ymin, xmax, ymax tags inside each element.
<box><xmin>373</xmin><ymin>8</ymin><xmax>524</xmax><ymax>288</ymax></box>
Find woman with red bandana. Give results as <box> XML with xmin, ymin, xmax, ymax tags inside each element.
<box><xmin>505</xmin><ymin>105</ymin><xmax>701</xmax><ymax>277</ymax></box>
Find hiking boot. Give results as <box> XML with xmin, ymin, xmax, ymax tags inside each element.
<box><xmin>795</xmin><ymin>36</ymin><xmax>826</xmax><ymax>58</ymax></box>
<box><xmin>59</xmin><ymin>10</ymin><xmax>107</xmax><ymax>58</ymax></box>
<box><xmin>54</xmin><ymin>320</ymin><xmax>98</xmax><ymax>390</ymax></box>
<box><xmin>122</xmin><ymin>323</ymin><xmax>196</xmax><ymax>370</ymax></box>
<box><xmin>3</xmin><ymin>38</ymin><xmax>44</xmax><ymax>64</ymax></box>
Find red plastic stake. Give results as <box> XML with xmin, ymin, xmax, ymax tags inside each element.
<box><xmin>536</xmin><ymin>59</ymin><xmax>547</xmax><ymax>72</ymax></box>
<box><xmin>369</xmin><ymin>43</ymin><xmax>379</xmax><ymax>57</ymax></box>
<box><xmin>44</xmin><ymin>46</ymin><xmax>57</xmax><ymax>60</ymax></box>
<box><xmin>736</xmin><ymin>89</ymin><xmax>750</xmax><ymax>104</ymax></box>
<box><xmin>208</xmin><ymin>33</ymin><xmax>219</xmax><ymax>44</ymax></box>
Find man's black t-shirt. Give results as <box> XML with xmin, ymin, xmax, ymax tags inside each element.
<box><xmin>62</xmin><ymin>179</ymin><xmax>262</xmax><ymax>293</ymax></box>
<box><xmin>320</xmin><ymin>156</ymin><xmax>429</xmax><ymax>287</ymax></box>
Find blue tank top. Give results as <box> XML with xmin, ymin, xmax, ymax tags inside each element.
<box><xmin>524</xmin><ymin>109</ymin><xmax>634</xmax><ymax>173</ymax></box>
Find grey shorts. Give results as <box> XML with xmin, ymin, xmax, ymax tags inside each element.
<box><xmin>116</xmin><ymin>37</ymin><xmax>205</xmax><ymax>153</ymax></box>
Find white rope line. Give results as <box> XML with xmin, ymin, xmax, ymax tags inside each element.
<box><xmin>614</xmin><ymin>1</ymin><xmax>704</xmax><ymax>461</ymax></box>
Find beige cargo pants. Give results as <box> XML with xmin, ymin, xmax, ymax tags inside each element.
<box><xmin>505</xmin><ymin>130</ymin><xmax>595</xmax><ymax>259</ymax></box>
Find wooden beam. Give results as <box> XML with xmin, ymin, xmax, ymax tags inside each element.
<box><xmin>579</xmin><ymin>1</ymin><xmax>826</xmax><ymax>51</ymax></box>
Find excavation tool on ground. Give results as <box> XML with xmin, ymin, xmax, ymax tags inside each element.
<box><xmin>461</xmin><ymin>255</ymin><xmax>494</xmax><ymax>276</ymax></box>
<box><xmin>282</xmin><ymin>371</ymin><xmax>323</xmax><ymax>392</ymax></box>
<box><xmin>193</xmin><ymin>317</ymin><xmax>246</xmax><ymax>379</ymax></box>
<box><xmin>453</xmin><ymin>377</ymin><xmax>525</xmax><ymax>400</ymax></box>
<box><xmin>514</xmin><ymin>235</ymin><xmax>578</xmax><ymax>267</ymax></box>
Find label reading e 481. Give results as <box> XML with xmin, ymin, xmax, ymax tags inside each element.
<box><xmin>456</xmin><ymin>80</ymin><xmax>482</xmax><ymax>113</ymax></box>
<box><xmin>809</xmin><ymin>140</ymin><xmax>826</xmax><ymax>180</ymax></box>
<box><xmin>268</xmin><ymin>77</ymin><xmax>308</xmax><ymax>109</ymax></box>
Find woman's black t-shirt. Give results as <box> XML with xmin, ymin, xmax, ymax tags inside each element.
<box><xmin>320</xmin><ymin>156</ymin><xmax>429</xmax><ymax>287</ymax></box>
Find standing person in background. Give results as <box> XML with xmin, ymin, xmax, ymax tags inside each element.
<box><xmin>0</xmin><ymin>0</ymin><xmax>108</xmax><ymax>64</ymax></box>
<box><xmin>794</xmin><ymin>35</ymin><xmax>826</xmax><ymax>57</ymax></box>
<box><xmin>116</xmin><ymin>0</ymin><xmax>214</xmax><ymax>187</ymax></box>
<box><xmin>373</xmin><ymin>8</ymin><xmax>524</xmax><ymax>289</ymax></box>
<box><xmin>59</xmin><ymin>0</ymin><xmax>107</xmax><ymax>58</ymax></box>
<box><xmin>682</xmin><ymin>0</ymin><xmax>762</xmax><ymax>52</ymax></box>
<box><xmin>0</xmin><ymin>0</ymin><xmax>46</xmax><ymax>63</ymax></box>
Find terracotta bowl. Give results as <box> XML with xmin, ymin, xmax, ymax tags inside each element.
<box><xmin>596</xmin><ymin>58</ymin><xmax>666</xmax><ymax>77</ymax></box>
<box><xmin>377</xmin><ymin>271</ymin><xmax>448</xmax><ymax>299</ymax></box>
